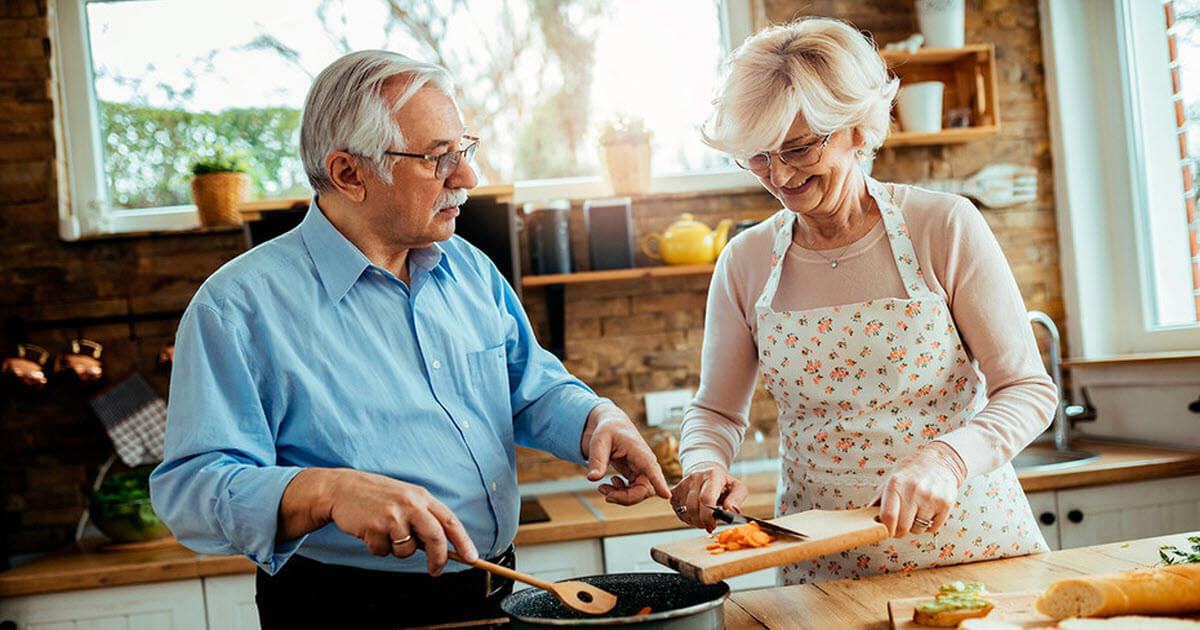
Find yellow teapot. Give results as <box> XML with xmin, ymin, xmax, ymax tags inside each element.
<box><xmin>641</xmin><ymin>213</ymin><xmax>733</xmax><ymax>265</ymax></box>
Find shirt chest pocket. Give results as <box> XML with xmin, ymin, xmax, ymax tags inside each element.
<box><xmin>463</xmin><ymin>343</ymin><xmax>512</xmax><ymax>423</ymax></box>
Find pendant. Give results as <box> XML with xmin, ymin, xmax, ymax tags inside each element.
<box><xmin>831</xmin><ymin>261</ymin><xmax>838</xmax><ymax>269</ymax></box>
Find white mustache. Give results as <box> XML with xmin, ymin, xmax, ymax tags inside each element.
<box><xmin>435</xmin><ymin>188</ymin><xmax>469</xmax><ymax>214</ymax></box>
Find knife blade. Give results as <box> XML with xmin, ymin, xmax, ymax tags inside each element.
<box><xmin>704</xmin><ymin>505</ymin><xmax>808</xmax><ymax>540</ymax></box>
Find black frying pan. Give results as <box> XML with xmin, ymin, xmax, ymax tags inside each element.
<box><xmin>501</xmin><ymin>573</ymin><xmax>729</xmax><ymax>628</ymax></box>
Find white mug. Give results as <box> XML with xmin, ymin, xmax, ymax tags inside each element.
<box><xmin>897</xmin><ymin>82</ymin><xmax>945</xmax><ymax>133</ymax></box>
<box><xmin>915</xmin><ymin>0</ymin><xmax>966</xmax><ymax>48</ymax></box>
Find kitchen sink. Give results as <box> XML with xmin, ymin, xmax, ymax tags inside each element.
<box><xmin>1011</xmin><ymin>447</ymin><xmax>1100</xmax><ymax>471</ymax></box>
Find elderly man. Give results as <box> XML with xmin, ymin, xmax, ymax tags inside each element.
<box><xmin>150</xmin><ymin>50</ymin><xmax>669</xmax><ymax>629</ymax></box>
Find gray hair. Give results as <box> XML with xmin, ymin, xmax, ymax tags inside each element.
<box><xmin>701</xmin><ymin>18</ymin><xmax>898</xmax><ymax>159</ymax></box>
<box><xmin>300</xmin><ymin>50</ymin><xmax>455</xmax><ymax>193</ymax></box>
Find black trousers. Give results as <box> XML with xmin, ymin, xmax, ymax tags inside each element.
<box><xmin>255</xmin><ymin>548</ymin><xmax>515</xmax><ymax>629</ymax></box>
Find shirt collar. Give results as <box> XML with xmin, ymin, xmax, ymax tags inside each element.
<box><xmin>300</xmin><ymin>198</ymin><xmax>449</xmax><ymax>303</ymax></box>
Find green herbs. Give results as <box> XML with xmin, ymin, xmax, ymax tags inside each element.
<box><xmin>191</xmin><ymin>147</ymin><xmax>248</xmax><ymax>175</ymax></box>
<box><xmin>1158</xmin><ymin>536</ymin><xmax>1200</xmax><ymax>565</ymax></box>
<box><xmin>90</xmin><ymin>465</ymin><xmax>170</xmax><ymax>542</ymax></box>
<box><xmin>91</xmin><ymin>465</ymin><xmax>154</xmax><ymax>505</ymax></box>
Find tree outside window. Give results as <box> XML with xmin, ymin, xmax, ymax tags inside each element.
<box><xmin>84</xmin><ymin>0</ymin><xmax>730</xmax><ymax>211</ymax></box>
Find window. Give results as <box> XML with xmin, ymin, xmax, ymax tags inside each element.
<box><xmin>1040</xmin><ymin>0</ymin><xmax>1200</xmax><ymax>356</ymax></box>
<box><xmin>54</xmin><ymin>0</ymin><xmax>755</xmax><ymax>239</ymax></box>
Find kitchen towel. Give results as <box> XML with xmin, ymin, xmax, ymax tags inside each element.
<box><xmin>90</xmin><ymin>372</ymin><xmax>166</xmax><ymax>467</ymax></box>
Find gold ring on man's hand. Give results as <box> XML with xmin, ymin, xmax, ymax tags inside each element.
<box><xmin>391</xmin><ymin>535</ymin><xmax>413</xmax><ymax>546</ymax></box>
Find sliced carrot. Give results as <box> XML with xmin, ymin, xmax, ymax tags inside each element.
<box><xmin>707</xmin><ymin>521</ymin><xmax>775</xmax><ymax>554</ymax></box>
<box><xmin>634</xmin><ymin>606</ymin><xmax>653</xmax><ymax>616</ymax></box>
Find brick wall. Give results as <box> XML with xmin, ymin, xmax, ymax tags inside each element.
<box><xmin>0</xmin><ymin>0</ymin><xmax>1062</xmax><ymax>557</ymax></box>
<box><xmin>0</xmin><ymin>0</ymin><xmax>246</xmax><ymax>559</ymax></box>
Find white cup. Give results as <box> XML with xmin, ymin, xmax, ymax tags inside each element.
<box><xmin>916</xmin><ymin>0</ymin><xmax>966</xmax><ymax>48</ymax></box>
<box><xmin>897</xmin><ymin>82</ymin><xmax>945</xmax><ymax>133</ymax></box>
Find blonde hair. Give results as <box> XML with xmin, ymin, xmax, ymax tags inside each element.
<box><xmin>300</xmin><ymin>50</ymin><xmax>454</xmax><ymax>193</ymax></box>
<box><xmin>702</xmin><ymin>17</ymin><xmax>898</xmax><ymax>159</ymax></box>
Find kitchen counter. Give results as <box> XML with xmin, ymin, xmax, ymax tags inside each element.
<box><xmin>724</xmin><ymin>530</ymin><xmax>1200</xmax><ymax>629</ymax></box>
<box><xmin>516</xmin><ymin>438</ymin><xmax>1200</xmax><ymax>544</ymax></box>
<box><xmin>3</xmin><ymin>439</ymin><xmax>1198</xmax><ymax>598</ymax></box>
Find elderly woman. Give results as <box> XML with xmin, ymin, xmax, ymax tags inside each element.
<box><xmin>670</xmin><ymin>17</ymin><xmax>1055</xmax><ymax>584</ymax></box>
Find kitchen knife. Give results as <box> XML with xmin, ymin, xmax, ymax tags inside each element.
<box><xmin>704</xmin><ymin>505</ymin><xmax>808</xmax><ymax>540</ymax></box>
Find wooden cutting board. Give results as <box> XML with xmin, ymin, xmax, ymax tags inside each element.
<box><xmin>649</xmin><ymin>506</ymin><xmax>888</xmax><ymax>584</ymax></box>
<box><xmin>888</xmin><ymin>592</ymin><xmax>1200</xmax><ymax>629</ymax></box>
<box><xmin>888</xmin><ymin>591</ymin><xmax>1053</xmax><ymax>629</ymax></box>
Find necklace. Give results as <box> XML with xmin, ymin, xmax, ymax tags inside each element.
<box><xmin>810</xmin><ymin>242</ymin><xmax>854</xmax><ymax>268</ymax></box>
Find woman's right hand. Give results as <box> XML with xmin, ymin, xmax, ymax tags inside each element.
<box><xmin>669</xmin><ymin>463</ymin><xmax>749</xmax><ymax>532</ymax></box>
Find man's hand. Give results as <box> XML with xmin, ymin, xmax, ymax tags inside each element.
<box><xmin>669</xmin><ymin>463</ymin><xmax>748</xmax><ymax>532</ymax></box>
<box><xmin>873</xmin><ymin>441</ymin><xmax>966</xmax><ymax>538</ymax></box>
<box><xmin>580</xmin><ymin>403</ymin><xmax>671</xmax><ymax>505</ymax></box>
<box><xmin>278</xmin><ymin>468</ymin><xmax>478</xmax><ymax>576</ymax></box>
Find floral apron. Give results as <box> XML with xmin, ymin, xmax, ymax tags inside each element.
<box><xmin>755</xmin><ymin>177</ymin><xmax>1047</xmax><ymax>584</ymax></box>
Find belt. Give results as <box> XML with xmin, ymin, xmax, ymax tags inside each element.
<box><xmin>255</xmin><ymin>546</ymin><xmax>517</xmax><ymax>629</ymax></box>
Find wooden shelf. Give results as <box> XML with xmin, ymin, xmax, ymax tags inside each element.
<box><xmin>235</xmin><ymin>184</ymin><xmax>515</xmax><ymax>222</ymax></box>
<box><xmin>521</xmin><ymin>264</ymin><xmax>715</xmax><ymax>288</ymax></box>
<box><xmin>884</xmin><ymin>125</ymin><xmax>1000</xmax><ymax>147</ymax></box>
<box><xmin>879</xmin><ymin>44</ymin><xmax>1000</xmax><ymax>147</ymax></box>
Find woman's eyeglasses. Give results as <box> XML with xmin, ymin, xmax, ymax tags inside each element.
<box><xmin>384</xmin><ymin>135</ymin><xmax>480</xmax><ymax>179</ymax></box>
<box><xmin>735</xmin><ymin>134</ymin><xmax>831</xmax><ymax>174</ymax></box>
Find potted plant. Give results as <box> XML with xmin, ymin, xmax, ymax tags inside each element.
<box><xmin>598</xmin><ymin>115</ymin><xmax>652</xmax><ymax>195</ymax></box>
<box><xmin>190</xmin><ymin>148</ymin><xmax>250</xmax><ymax>226</ymax></box>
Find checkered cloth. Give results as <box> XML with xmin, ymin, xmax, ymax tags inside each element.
<box><xmin>90</xmin><ymin>373</ymin><xmax>166</xmax><ymax>467</ymax></box>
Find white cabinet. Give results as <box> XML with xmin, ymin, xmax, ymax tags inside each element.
<box><xmin>602</xmin><ymin>529</ymin><xmax>777</xmax><ymax>592</ymax></box>
<box><xmin>1025</xmin><ymin>490</ymin><xmax>1060</xmax><ymax>551</ymax></box>
<box><xmin>202</xmin><ymin>574</ymin><xmax>260</xmax><ymax>630</ymax></box>
<box><xmin>1056</xmin><ymin>474</ymin><xmax>1200</xmax><ymax>549</ymax></box>
<box><xmin>514</xmin><ymin>539</ymin><xmax>605</xmax><ymax>590</ymax></box>
<box><xmin>1022</xmin><ymin>475</ymin><xmax>1200</xmax><ymax>551</ymax></box>
<box><xmin>0</xmin><ymin>580</ymin><xmax>207</xmax><ymax>630</ymax></box>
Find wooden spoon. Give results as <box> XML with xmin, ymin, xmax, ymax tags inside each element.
<box><xmin>447</xmin><ymin>549</ymin><xmax>617</xmax><ymax>615</ymax></box>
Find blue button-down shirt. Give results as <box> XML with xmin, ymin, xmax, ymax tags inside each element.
<box><xmin>150</xmin><ymin>200</ymin><xmax>603</xmax><ymax>574</ymax></box>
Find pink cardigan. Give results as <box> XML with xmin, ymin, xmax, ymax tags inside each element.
<box><xmin>678</xmin><ymin>184</ymin><xmax>1056</xmax><ymax>480</ymax></box>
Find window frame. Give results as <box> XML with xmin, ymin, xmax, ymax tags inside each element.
<box><xmin>1040</xmin><ymin>0</ymin><xmax>1200</xmax><ymax>357</ymax></box>
<box><xmin>52</xmin><ymin>0</ymin><xmax>756</xmax><ymax>240</ymax></box>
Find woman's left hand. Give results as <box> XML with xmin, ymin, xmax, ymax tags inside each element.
<box><xmin>873</xmin><ymin>441</ymin><xmax>967</xmax><ymax>537</ymax></box>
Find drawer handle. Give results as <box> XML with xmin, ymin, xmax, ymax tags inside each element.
<box><xmin>1039</xmin><ymin>512</ymin><xmax>1056</xmax><ymax>525</ymax></box>
<box><xmin>1067</xmin><ymin>509</ymin><xmax>1084</xmax><ymax>524</ymax></box>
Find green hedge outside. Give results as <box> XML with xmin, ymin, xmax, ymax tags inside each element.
<box><xmin>99</xmin><ymin>101</ymin><xmax>310</xmax><ymax>210</ymax></box>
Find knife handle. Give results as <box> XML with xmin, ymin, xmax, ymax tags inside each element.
<box><xmin>705</xmin><ymin>504</ymin><xmax>738</xmax><ymax>524</ymax></box>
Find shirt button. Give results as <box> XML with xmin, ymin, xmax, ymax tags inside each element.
<box><xmin>491</xmin><ymin>482</ymin><xmax>497</xmax><ymax>492</ymax></box>
<box><xmin>432</xmin><ymin>360</ymin><xmax>442</xmax><ymax>370</ymax></box>
<box><xmin>462</xmin><ymin>420</ymin><xmax>470</xmax><ymax>429</ymax></box>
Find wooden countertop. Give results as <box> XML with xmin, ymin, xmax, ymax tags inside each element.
<box><xmin>515</xmin><ymin>438</ymin><xmax>1200</xmax><ymax>544</ymax></box>
<box><xmin>3</xmin><ymin>439</ymin><xmax>1198</xmax><ymax>598</ymax></box>
<box><xmin>725</xmin><ymin>530</ymin><xmax>1200</xmax><ymax>629</ymax></box>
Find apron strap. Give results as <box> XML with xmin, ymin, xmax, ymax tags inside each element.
<box><xmin>754</xmin><ymin>209</ymin><xmax>795</xmax><ymax>313</ymax></box>
<box><xmin>865</xmin><ymin>177</ymin><xmax>934</xmax><ymax>299</ymax></box>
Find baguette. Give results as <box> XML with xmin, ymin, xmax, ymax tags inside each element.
<box><xmin>1036</xmin><ymin>563</ymin><xmax>1200</xmax><ymax>619</ymax></box>
<box><xmin>1056</xmin><ymin>616</ymin><xmax>1200</xmax><ymax>629</ymax></box>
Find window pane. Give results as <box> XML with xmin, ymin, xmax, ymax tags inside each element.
<box><xmin>1152</xmin><ymin>0</ymin><xmax>1200</xmax><ymax>325</ymax></box>
<box><xmin>84</xmin><ymin>0</ymin><xmax>732</xmax><ymax>211</ymax></box>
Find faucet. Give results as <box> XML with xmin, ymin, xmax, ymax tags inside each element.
<box><xmin>1027</xmin><ymin>310</ymin><xmax>1069</xmax><ymax>451</ymax></box>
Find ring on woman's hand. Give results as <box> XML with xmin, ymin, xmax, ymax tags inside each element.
<box><xmin>674</xmin><ymin>505</ymin><xmax>687</xmax><ymax>514</ymax></box>
<box><xmin>912</xmin><ymin>517</ymin><xmax>933</xmax><ymax>529</ymax></box>
<box><xmin>391</xmin><ymin>534</ymin><xmax>413</xmax><ymax>546</ymax></box>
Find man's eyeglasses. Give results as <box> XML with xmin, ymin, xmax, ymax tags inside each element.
<box><xmin>735</xmin><ymin>134</ymin><xmax>831</xmax><ymax>174</ymax></box>
<box><xmin>384</xmin><ymin>135</ymin><xmax>480</xmax><ymax>179</ymax></box>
